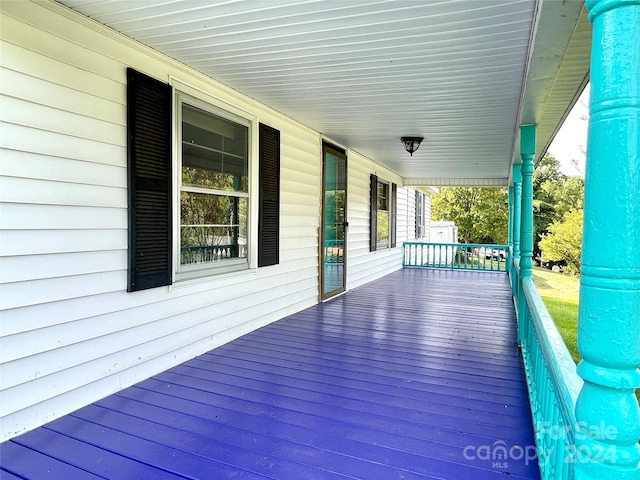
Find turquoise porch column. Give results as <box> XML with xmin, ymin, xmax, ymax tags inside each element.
<box><xmin>508</xmin><ymin>186</ymin><xmax>514</xmax><ymax>247</ymax></box>
<box><xmin>517</xmin><ymin>126</ymin><xmax>535</xmax><ymax>343</ymax></box>
<box><xmin>508</xmin><ymin>185</ymin><xmax>514</xmax><ymax>291</ymax></box>
<box><xmin>512</xmin><ymin>164</ymin><xmax>522</xmax><ymax>299</ymax></box>
<box><xmin>512</xmin><ymin>164</ymin><xmax>522</xmax><ymax>261</ymax></box>
<box><xmin>575</xmin><ymin>0</ymin><xmax>640</xmax><ymax>477</ymax></box>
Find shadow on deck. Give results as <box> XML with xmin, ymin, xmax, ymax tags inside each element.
<box><xmin>1</xmin><ymin>269</ymin><xmax>540</xmax><ymax>479</ymax></box>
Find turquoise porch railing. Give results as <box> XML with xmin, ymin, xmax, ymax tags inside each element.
<box><xmin>181</xmin><ymin>244</ymin><xmax>246</xmax><ymax>264</ymax></box>
<box><xmin>324</xmin><ymin>239</ymin><xmax>344</xmax><ymax>264</ymax></box>
<box><xmin>403</xmin><ymin>242</ymin><xmax>509</xmax><ymax>271</ymax></box>
<box><xmin>512</xmin><ymin>259</ymin><xmax>586</xmax><ymax>479</ymax></box>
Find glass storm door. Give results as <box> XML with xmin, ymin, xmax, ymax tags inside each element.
<box><xmin>321</xmin><ymin>143</ymin><xmax>347</xmax><ymax>300</ymax></box>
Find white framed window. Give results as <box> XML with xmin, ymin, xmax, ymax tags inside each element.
<box><xmin>369</xmin><ymin>174</ymin><xmax>396</xmax><ymax>252</ymax></box>
<box><xmin>175</xmin><ymin>92</ymin><xmax>255</xmax><ymax>279</ymax></box>
<box><xmin>127</xmin><ymin>71</ymin><xmax>273</xmax><ymax>291</ymax></box>
<box><xmin>376</xmin><ymin>179</ymin><xmax>390</xmax><ymax>249</ymax></box>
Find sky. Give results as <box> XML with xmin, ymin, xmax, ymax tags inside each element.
<box><xmin>547</xmin><ymin>84</ymin><xmax>590</xmax><ymax>178</ymax></box>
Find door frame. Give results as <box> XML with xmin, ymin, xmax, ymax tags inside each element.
<box><xmin>320</xmin><ymin>141</ymin><xmax>348</xmax><ymax>301</ymax></box>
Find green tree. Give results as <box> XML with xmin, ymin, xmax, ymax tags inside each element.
<box><xmin>532</xmin><ymin>154</ymin><xmax>584</xmax><ymax>259</ymax></box>
<box><xmin>431</xmin><ymin>187</ymin><xmax>508</xmax><ymax>244</ymax></box>
<box><xmin>553</xmin><ymin>176</ymin><xmax>584</xmax><ymax>219</ymax></box>
<box><xmin>324</xmin><ymin>190</ymin><xmax>345</xmax><ymax>241</ymax></box>
<box><xmin>533</xmin><ymin>155</ymin><xmax>565</xmax><ymax>256</ymax></box>
<box><xmin>539</xmin><ymin>209</ymin><xmax>583</xmax><ymax>275</ymax></box>
<box><xmin>181</xmin><ymin>166</ymin><xmax>247</xmax><ymax>253</ymax></box>
<box><xmin>534</xmin><ymin>154</ymin><xmax>565</xmax><ymax>190</ymax></box>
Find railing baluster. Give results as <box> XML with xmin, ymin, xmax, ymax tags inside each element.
<box><xmin>518</xmin><ymin>277</ymin><xmax>582</xmax><ymax>480</ymax></box>
<box><xmin>402</xmin><ymin>242</ymin><xmax>509</xmax><ymax>272</ymax></box>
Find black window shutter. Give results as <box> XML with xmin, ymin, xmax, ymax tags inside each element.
<box><xmin>391</xmin><ymin>183</ymin><xmax>397</xmax><ymax>248</ymax></box>
<box><xmin>370</xmin><ymin>174</ymin><xmax>378</xmax><ymax>252</ymax></box>
<box><xmin>127</xmin><ymin>68</ymin><xmax>172</xmax><ymax>292</ymax></box>
<box><xmin>258</xmin><ymin>123</ymin><xmax>280</xmax><ymax>267</ymax></box>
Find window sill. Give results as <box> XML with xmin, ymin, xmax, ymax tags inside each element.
<box><xmin>170</xmin><ymin>261</ymin><xmax>256</xmax><ymax>290</ymax></box>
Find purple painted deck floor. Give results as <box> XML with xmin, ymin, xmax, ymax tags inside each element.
<box><xmin>1</xmin><ymin>269</ymin><xmax>540</xmax><ymax>479</ymax></box>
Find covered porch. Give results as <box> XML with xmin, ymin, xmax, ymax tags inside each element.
<box><xmin>1</xmin><ymin>0</ymin><xmax>638</xmax><ymax>478</ymax></box>
<box><xmin>1</xmin><ymin>268</ymin><xmax>539</xmax><ymax>479</ymax></box>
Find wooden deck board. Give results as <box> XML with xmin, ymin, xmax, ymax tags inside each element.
<box><xmin>1</xmin><ymin>269</ymin><xmax>540</xmax><ymax>479</ymax></box>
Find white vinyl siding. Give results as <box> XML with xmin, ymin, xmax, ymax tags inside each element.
<box><xmin>346</xmin><ymin>150</ymin><xmax>404</xmax><ymax>290</ymax></box>
<box><xmin>0</xmin><ymin>2</ymin><xmax>321</xmax><ymax>441</ymax></box>
<box><xmin>423</xmin><ymin>192</ymin><xmax>432</xmax><ymax>242</ymax></box>
<box><xmin>396</xmin><ymin>185</ymin><xmax>410</xmax><ymax>245</ymax></box>
<box><xmin>1</xmin><ymin>0</ymin><xmax>417</xmax><ymax>441</ymax></box>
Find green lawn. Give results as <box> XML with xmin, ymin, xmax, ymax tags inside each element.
<box><xmin>532</xmin><ymin>267</ymin><xmax>581</xmax><ymax>363</ymax></box>
<box><xmin>532</xmin><ymin>267</ymin><xmax>639</xmax><ymax>404</ymax></box>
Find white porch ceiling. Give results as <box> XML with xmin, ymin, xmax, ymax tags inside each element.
<box><xmin>57</xmin><ymin>0</ymin><xmax>591</xmax><ymax>186</ymax></box>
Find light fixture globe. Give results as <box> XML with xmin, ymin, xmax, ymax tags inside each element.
<box><xmin>401</xmin><ymin>137</ymin><xmax>424</xmax><ymax>156</ymax></box>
